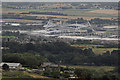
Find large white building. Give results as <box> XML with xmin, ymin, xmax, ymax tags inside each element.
<box><xmin>0</xmin><ymin>62</ymin><xmax>22</xmax><ymax>69</ymax></box>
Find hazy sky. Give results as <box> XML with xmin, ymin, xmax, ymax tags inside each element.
<box><xmin>1</xmin><ymin>0</ymin><xmax>120</xmax><ymax>2</ymax></box>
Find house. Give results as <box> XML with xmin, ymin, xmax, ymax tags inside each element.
<box><xmin>41</xmin><ymin>62</ymin><xmax>52</xmax><ymax>68</ymax></box>
<box><xmin>41</xmin><ymin>62</ymin><xmax>59</xmax><ymax>71</ymax></box>
<box><xmin>0</xmin><ymin>62</ymin><xmax>22</xmax><ymax>70</ymax></box>
<box><xmin>41</xmin><ymin>62</ymin><xmax>59</xmax><ymax>68</ymax></box>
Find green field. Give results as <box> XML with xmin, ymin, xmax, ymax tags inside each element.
<box><xmin>62</xmin><ymin>65</ymin><xmax>115</xmax><ymax>72</ymax></box>
<box><xmin>0</xmin><ymin>36</ymin><xmax>16</xmax><ymax>38</ymax></box>
<box><xmin>93</xmin><ymin>48</ymin><xmax>118</xmax><ymax>54</ymax></box>
<box><xmin>2</xmin><ymin>71</ymin><xmax>32</xmax><ymax>78</ymax></box>
<box><xmin>2</xmin><ymin>8</ymin><xmax>61</xmax><ymax>12</ymax></box>
<box><xmin>71</xmin><ymin>44</ymin><xmax>104</xmax><ymax>48</ymax></box>
<box><xmin>60</xmin><ymin>9</ymin><xmax>117</xmax><ymax>17</ymax></box>
<box><xmin>2</xmin><ymin>8</ymin><xmax>117</xmax><ymax>18</ymax></box>
<box><xmin>71</xmin><ymin>44</ymin><xmax>118</xmax><ymax>54</ymax></box>
<box><xmin>2</xmin><ymin>71</ymin><xmax>56</xmax><ymax>80</ymax></box>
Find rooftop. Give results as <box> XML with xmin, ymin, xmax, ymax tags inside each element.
<box><xmin>0</xmin><ymin>62</ymin><xmax>21</xmax><ymax>67</ymax></box>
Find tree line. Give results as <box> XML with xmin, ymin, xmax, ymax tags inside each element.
<box><xmin>2</xmin><ymin>41</ymin><xmax>119</xmax><ymax>67</ymax></box>
<box><xmin>21</xmin><ymin>11</ymin><xmax>68</xmax><ymax>16</ymax></box>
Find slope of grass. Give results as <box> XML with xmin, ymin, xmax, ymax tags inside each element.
<box><xmin>66</xmin><ymin>65</ymin><xmax>115</xmax><ymax>72</ymax></box>
<box><xmin>71</xmin><ymin>44</ymin><xmax>118</xmax><ymax>54</ymax></box>
<box><xmin>2</xmin><ymin>71</ymin><xmax>58</xmax><ymax>80</ymax></box>
<box><xmin>2</xmin><ymin>71</ymin><xmax>32</xmax><ymax>78</ymax></box>
<box><xmin>93</xmin><ymin>48</ymin><xmax>118</xmax><ymax>54</ymax></box>
<box><xmin>71</xmin><ymin>44</ymin><xmax>104</xmax><ymax>48</ymax></box>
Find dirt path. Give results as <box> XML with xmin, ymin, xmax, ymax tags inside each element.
<box><xmin>24</xmin><ymin>72</ymin><xmax>48</xmax><ymax>78</ymax></box>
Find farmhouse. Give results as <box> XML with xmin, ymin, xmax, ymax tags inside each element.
<box><xmin>0</xmin><ymin>62</ymin><xmax>22</xmax><ymax>70</ymax></box>
<box><xmin>41</xmin><ymin>62</ymin><xmax>58</xmax><ymax>68</ymax></box>
<box><xmin>41</xmin><ymin>62</ymin><xmax>59</xmax><ymax>71</ymax></box>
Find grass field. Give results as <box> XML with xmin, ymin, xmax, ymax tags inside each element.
<box><xmin>71</xmin><ymin>44</ymin><xmax>104</xmax><ymax>48</ymax></box>
<box><xmin>2</xmin><ymin>8</ymin><xmax>117</xmax><ymax>20</ymax></box>
<box><xmin>3</xmin><ymin>19</ymin><xmax>43</xmax><ymax>23</ymax></box>
<box><xmin>2</xmin><ymin>10</ymin><xmax>30</xmax><ymax>14</ymax></box>
<box><xmin>93</xmin><ymin>48</ymin><xmax>118</xmax><ymax>54</ymax></box>
<box><xmin>88</xmin><ymin>9</ymin><xmax>118</xmax><ymax>15</ymax></box>
<box><xmin>2</xmin><ymin>8</ymin><xmax>60</xmax><ymax>13</ymax></box>
<box><xmin>2</xmin><ymin>71</ymin><xmax>31</xmax><ymax>78</ymax></box>
<box><xmin>60</xmin><ymin>9</ymin><xmax>117</xmax><ymax>17</ymax></box>
<box><xmin>24</xmin><ymin>72</ymin><xmax>48</xmax><ymax>79</ymax></box>
<box><xmin>2</xmin><ymin>71</ymin><xmax>58</xmax><ymax>80</ymax></box>
<box><xmin>25</xmin><ymin>14</ymin><xmax>114</xmax><ymax>20</ymax></box>
<box><xmin>64</xmin><ymin>65</ymin><xmax>115</xmax><ymax>72</ymax></box>
<box><xmin>71</xmin><ymin>44</ymin><xmax>118</xmax><ymax>54</ymax></box>
<box><xmin>0</xmin><ymin>36</ymin><xmax>16</xmax><ymax>38</ymax></box>
<box><xmin>3</xmin><ymin>71</ymin><xmax>49</xmax><ymax>79</ymax></box>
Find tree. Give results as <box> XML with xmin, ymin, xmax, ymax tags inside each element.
<box><xmin>2</xmin><ymin>64</ymin><xmax>9</xmax><ymax>71</ymax></box>
<box><xmin>102</xmin><ymin>75</ymin><xmax>110</xmax><ymax>80</ymax></box>
<box><xmin>103</xmin><ymin>51</ymin><xmax>110</xmax><ymax>56</ymax></box>
<box><xmin>75</xmin><ymin>69</ymin><xmax>92</xmax><ymax>80</ymax></box>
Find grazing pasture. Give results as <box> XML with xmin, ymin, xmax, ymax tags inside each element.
<box><xmin>88</xmin><ymin>9</ymin><xmax>118</xmax><ymax>15</ymax></box>
<box><xmin>2</xmin><ymin>8</ymin><xmax>117</xmax><ymax>20</ymax></box>
<box><xmin>3</xmin><ymin>19</ymin><xmax>43</xmax><ymax>22</ymax></box>
<box><xmin>71</xmin><ymin>44</ymin><xmax>118</xmax><ymax>54</ymax></box>
<box><xmin>67</xmin><ymin>65</ymin><xmax>115</xmax><ymax>72</ymax></box>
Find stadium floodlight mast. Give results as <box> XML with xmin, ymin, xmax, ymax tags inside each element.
<box><xmin>0</xmin><ymin>1</ymin><xmax>2</xmax><ymax>80</ymax></box>
<box><xmin>87</xmin><ymin>19</ymin><xmax>95</xmax><ymax>32</ymax></box>
<box><xmin>87</xmin><ymin>19</ymin><xmax>91</xmax><ymax>27</ymax></box>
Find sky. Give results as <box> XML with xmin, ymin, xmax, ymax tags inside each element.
<box><xmin>1</xmin><ymin>0</ymin><xmax>120</xmax><ymax>2</ymax></box>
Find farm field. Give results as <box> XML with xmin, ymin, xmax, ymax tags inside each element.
<box><xmin>67</xmin><ymin>65</ymin><xmax>115</xmax><ymax>72</ymax></box>
<box><xmin>93</xmin><ymin>48</ymin><xmax>118</xmax><ymax>54</ymax></box>
<box><xmin>3</xmin><ymin>19</ymin><xmax>43</xmax><ymax>22</ymax></box>
<box><xmin>23</xmin><ymin>72</ymin><xmax>49</xmax><ymax>79</ymax></box>
<box><xmin>2</xmin><ymin>8</ymin><xmax>61</xmax><ymax>13</ymax></box>
<box><xmin>2</xmin><ymin>71</ymin><xmax>31</xmax><ymax>78</ymax></box>
<box><xmin>2</xmin><ymin>71</ymin><xmax>52</xmax><ymax>79</ymax></box>
<box><xmin>0</xmin><ymin>36</ymin><xmax>16</xmax><ymax>38</ymax></box>
<box><xmin>88</xmin><ymin>9</ymin><xmax>118</xmax><ymax>15</ymax></box>
<box><xmin>2</xmin><ymin>10</ymin><xmax>30</xmax><ymax>14</ymax></box>
<box><xmin>2</xmin><ymin>8</ymin><xmax>117</xmax><ymax>20</ymax></box>
<box><xmin>71</xmin><ymin>44</ymin><xmax>118</xmax><ymax>54</ymax></box>
<box><xmin>71</xmin><ymin>44</ymin><xmax>104</xmax><ymax>48</ymax></box>
<box><xmin>25</xmin><ymin>14</ymin><xmax>115</xmax><ymax>20</ymax></box>
<box><xmin>2</xmin><ymin>15</ymin><xmax>115</xmax><ymax>23</ymax></box>
<box><xmin>60</xmin><ymin>9</ymin><xmax>117</xmax><ymax>17</ymax></box>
